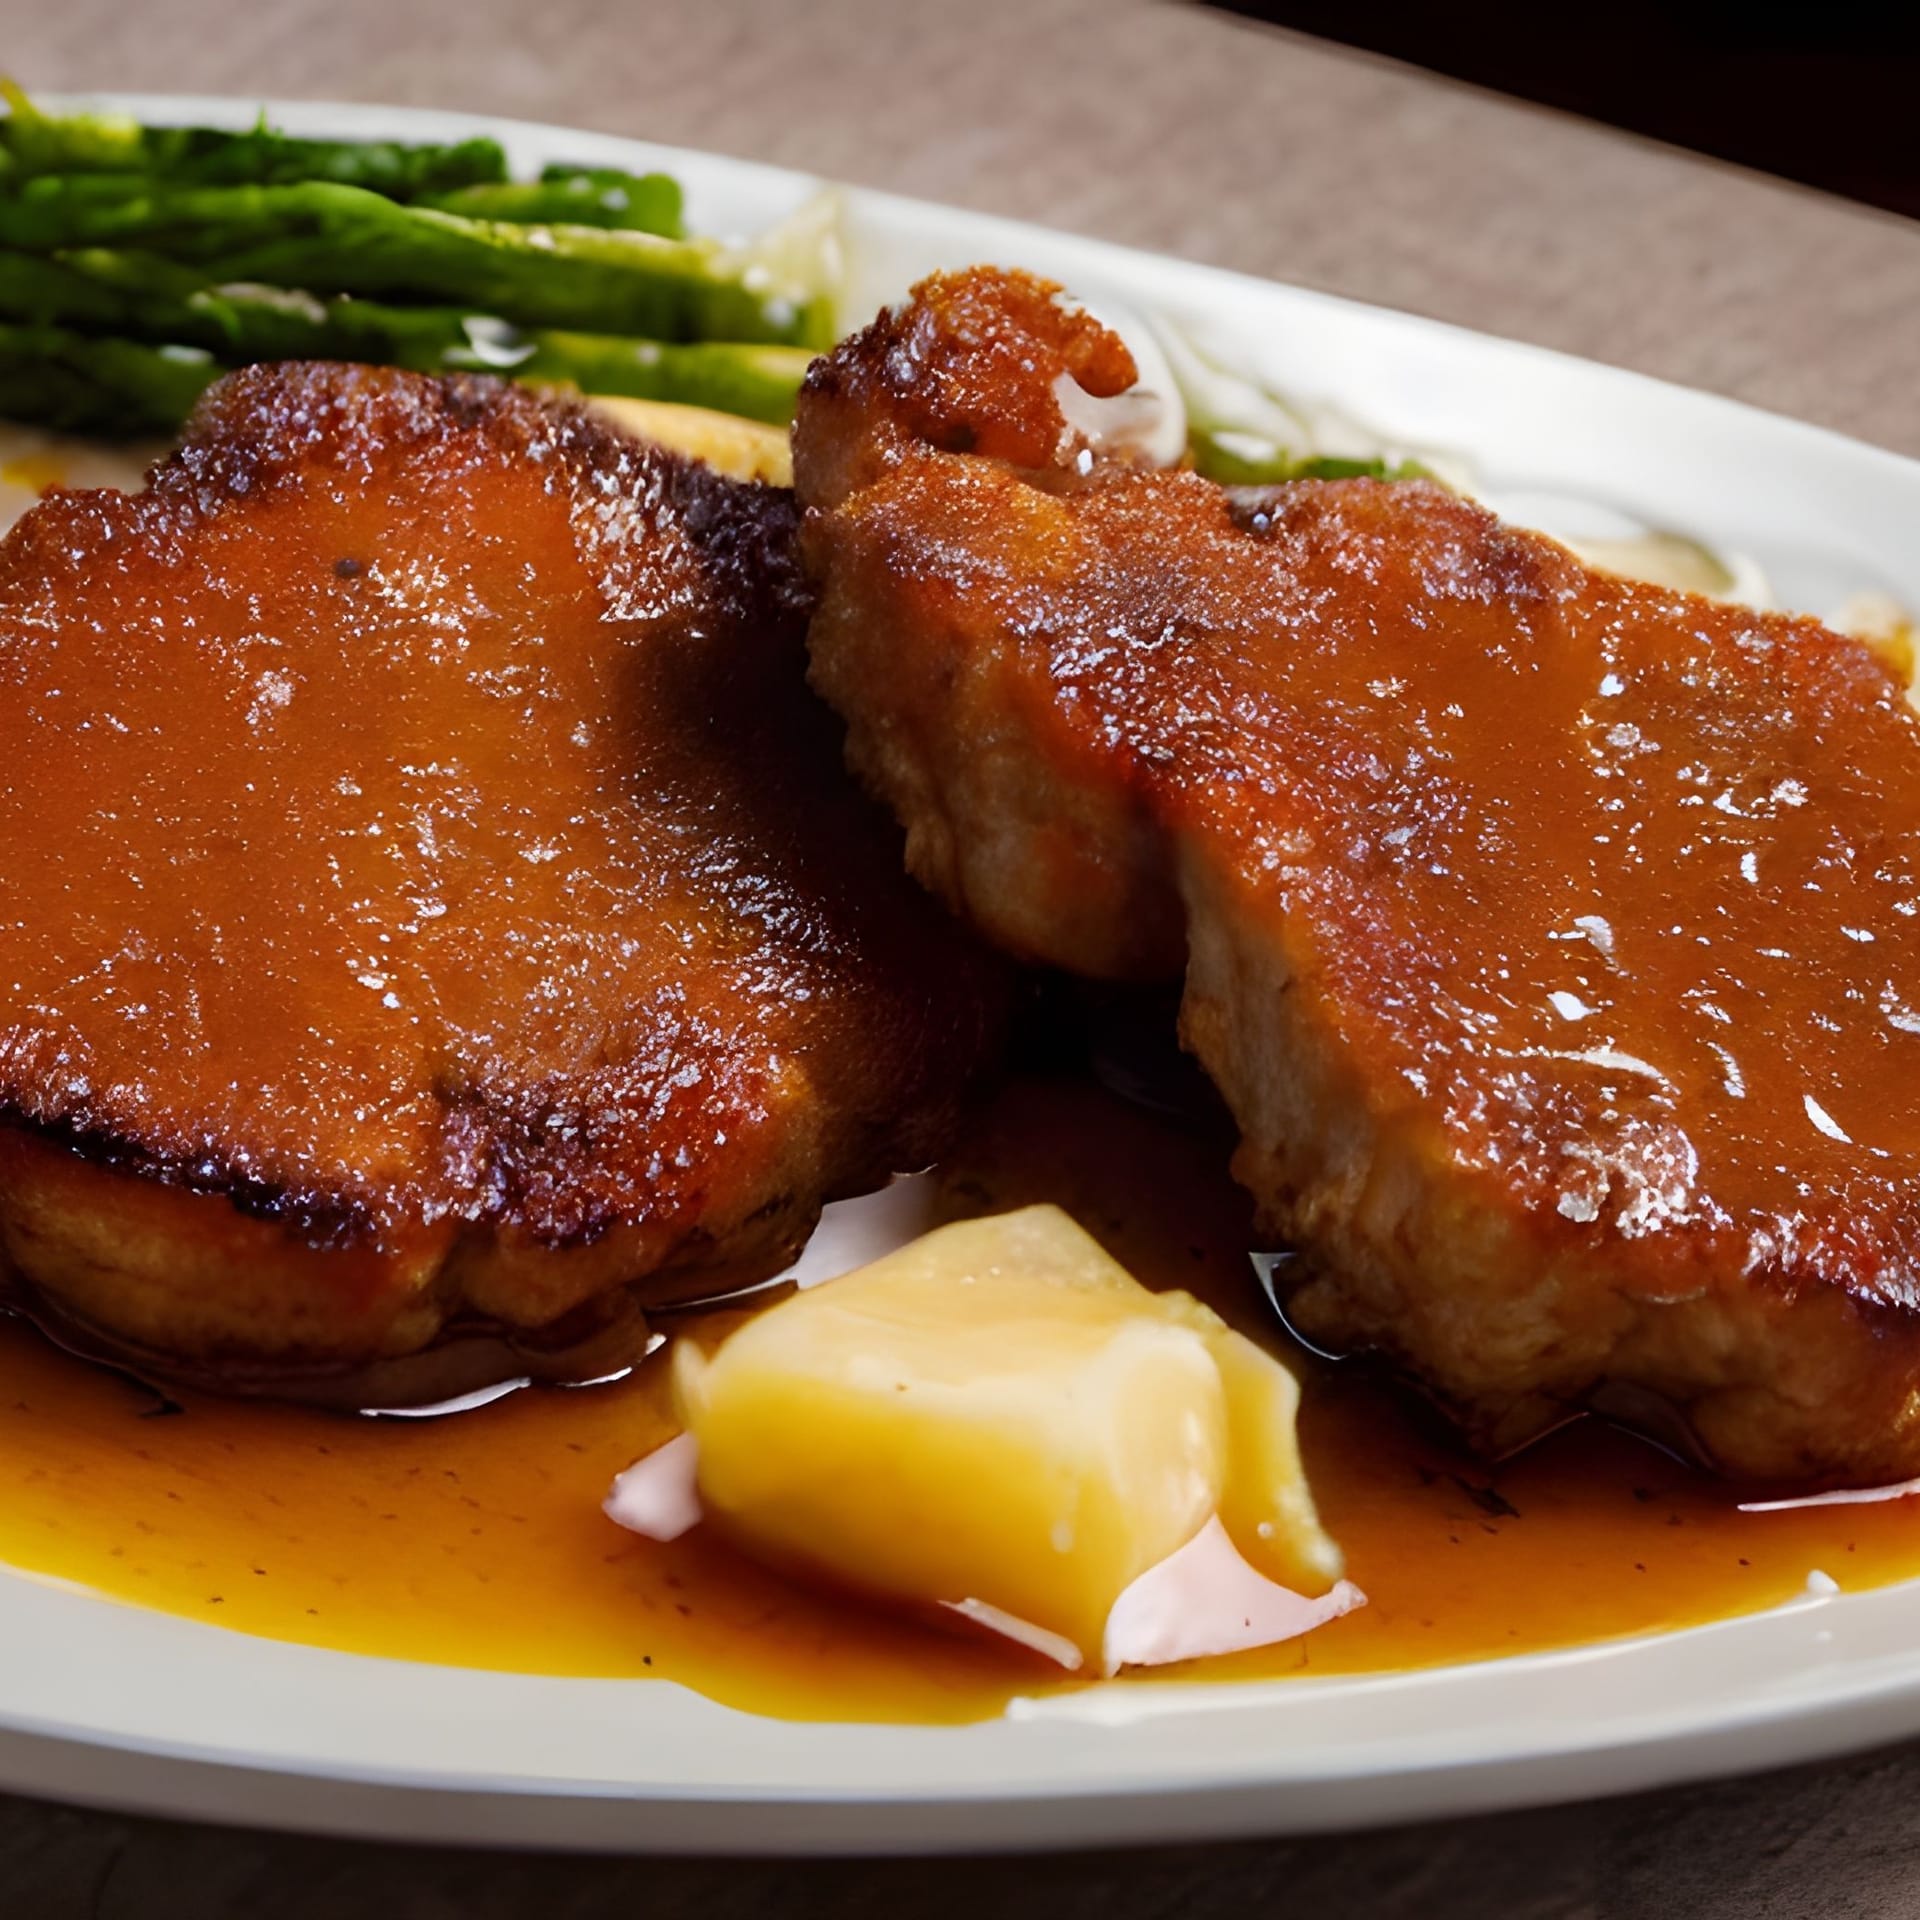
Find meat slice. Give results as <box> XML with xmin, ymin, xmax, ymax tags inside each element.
<box><xmin>0</xmin><ymin>364</ymin><xmax>1002</xmax><ymax>1401</ymax></box>
<box><xmin>795</xmin><ymin>266</ymin><xmax>1920</xmax><ymax>1487</ymax></box>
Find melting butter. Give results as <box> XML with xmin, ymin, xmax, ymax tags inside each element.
<box><xmin>636</xmin><ymin>1204</ymin><xmax>1343</xmax><ymax>1670</ymax></box>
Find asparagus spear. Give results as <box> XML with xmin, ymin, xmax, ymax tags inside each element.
<box><xmin>506</xmin><ymin>333</ymin><xmax>810</xmax><ymax>423</ymax></box>
<box><xmin>0</xmin><ymin>320</ymin><xmax>216</xmax><ymax>434</ymax></box>
<box><xmin>0</xmin><ymin>176</ymin><xmax>827</xmax><ymax>344</ymax></box>
<box><xmin>0</xmin><ymin>254</ymin><xmax>813</xmax><ymax>424</ymax></box>
<box><xmin>1188</xmin><ymin>423</ymin><xmax>1428</xmax><ymax>486</ymax></box>
<box><xmin>0</xmin><ymin>89</ymin><xmax>675</xmax><ymax>221</ymax></box>
<box><xmin>0</xmin><ymin>247</ymin><xmax>455</xmax><ymax>358</ymax></box>
<box><xmin>0</xmin><ymin>85</ymin><xmax>508</xmax><ymax>197</ymax></box>
<box><xmin>421</xmin><ymin>170</ymin><xmax>684</xmax><ymax>237</ymax></box>
<box><xmin>0</xmin><ymin>248</ymin><xmax>150</xmax><ymax>328</ymax></box>
<box><xmin>539</xmin><ymin>163</ymin><xmax>680</xmax><ymax>193</ymax></box>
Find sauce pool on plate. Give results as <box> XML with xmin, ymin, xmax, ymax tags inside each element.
<box><xmin>0</xmin><ymin>1077</ymin><xmax>1912</xmax><ymax>1723</ymax></box>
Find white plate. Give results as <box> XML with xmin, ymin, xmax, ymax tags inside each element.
<box><xmin>7</xmin><ymin>92</ymin><xmax>1920</xmax><ymax>1857</ymax></box>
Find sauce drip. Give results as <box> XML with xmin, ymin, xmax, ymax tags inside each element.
<box><xmin>2</xmin><ymin>1077</ymin><xmax>1915</xmax><ymax>1724</ymax></box>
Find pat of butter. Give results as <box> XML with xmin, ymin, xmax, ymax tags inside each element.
<box><xmin>585</xmin><ymin>395</ymin><xmax>791</xmax><ymax>485</ymax></box>
<box><xmin>658</xmin><ymin>1204</ymin><xmax>1343</xmax><ymax>1668</ymax></box>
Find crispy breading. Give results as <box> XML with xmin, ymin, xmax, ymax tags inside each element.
<box><xmin>0</xmin><ymin>363</ymin><xmax>1002</xmax><ymax>1399</ymax></box>
<box><xmin>797</xmin><ymin>267</ymin><xmax>1920</xmax><ymax>1486</ymax></box>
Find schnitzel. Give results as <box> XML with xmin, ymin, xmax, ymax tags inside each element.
<box><xmin>0</xmin><ymin>363</ymin><xmax>1002</xmax><ymax>1402</ymax></box>
<box><xmin>796</xmin><ymin>266</ymin><xmax>1920</xmax><ymax>1487</ymax></box>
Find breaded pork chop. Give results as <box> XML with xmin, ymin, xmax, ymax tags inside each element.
<box><xmin>796</xmin><ymin>267</ymin><xmax>1920</xmax><ymax>1487</ymax></box>
<box><xmin>0</xmin><ymin>363</ymin><xmax>1001</xmax><ymax>1401</ymax></box>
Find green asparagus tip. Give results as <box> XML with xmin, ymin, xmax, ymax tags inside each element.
<box><xmin>1189</xmin><ymin>424</ymin><xmax>1429</xmax><ymax>487</ymax></box>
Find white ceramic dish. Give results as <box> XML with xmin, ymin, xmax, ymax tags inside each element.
<box><xmin>6</xmin><ymin>92</ymin><xmax>1920</xmax><ymax>1857</ymax></box>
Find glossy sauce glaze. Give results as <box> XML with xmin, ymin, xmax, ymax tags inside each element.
<box><xmin>1</xmin><ymin>1077</ymin><xmax>1914</xmax><ymax>1725</ymax></box>
<box><xmin>0</xmin><ymin>365</ymin><xmax>1001</xmax><ymax>1380</ymax></box>
<box><xmin>796</xmin><ymin>268</ymin><xmax>1920</xmax><ymax>1488</ymax></box>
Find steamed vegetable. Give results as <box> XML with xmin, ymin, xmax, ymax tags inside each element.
<box><xmin>0</xmin><ymin>86</ymin><xmax>507</xmax><ymax>198</ymax></box>
<box><xmin>0</xmin><ymin>320</ymin><xmax>216</xmax><ymax>433</ymax></box>
<box><xmin>0</xmin><ymin>314</ymin><xmax>808</xmax><ymax>445</ymax></box>
<box><xmin>420</xmin><ymin>170</ymin><xmax>684</xmax><ymax>237</ymax></box>
<box><xmin>0</xmin><ymin>252</ymin><xmax>812</xmax><ymax>423</ymax></box>
<box><xmin>0</xmin><ymin>176</ymin><xmax>820</xmax><ymax>344</ymax></box>
<box><xmin>0</xmin><ymin>88</ymin><xmax>841</xmax><ymax>440</ymax></box>
<box><xmin>1189</xmin><ymin>423</ymin><xmax>1429</xmax><ymax>487</ymax></box>
<box><xmin>505</xmin><ymin>334</ymin><xmax>809</xmax><ymax>422</ymax></box>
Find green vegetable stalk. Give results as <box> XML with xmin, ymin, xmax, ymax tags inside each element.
<box><xmin>0</xmin><ymin>176</ymin><xmax>825</xmax><ymax>345</ymax></box>
<box><xmin>504</xmin><ymin>333</ymin><xmax>810</xmax><ymax>422</ymax></box>
<box><xmin>421</xmin><ymin>169</ymin><xmax>684</xmax><ymax>238</ymax></box>
<box><xmin>0</xmin><ymin>84</ymin><xmax>508</xmax><ymax>198</ymax></box>
<box><xmin>1188</xmin><ymin>423</ymin><xmax>1429</xmax><ymax>487</ymax></box>
<box><xmin>0</xmin><ymin>91</ymin><xmax>841</xmax><ymax>437</ymax></box>
<box><xmin>0</xmin><ymin>320</ymin><xmax>216</xmax><ymax>433</ymax></box>
<box><xmin>0</xmin><ymin>251</ymin><xmax>812</xmax><ymax>423</ymax></box>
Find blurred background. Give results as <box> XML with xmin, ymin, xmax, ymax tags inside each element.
<box><xmin>1211</xmin><ymin>1</ymin><xmax>1920</xmax><ymax>219</ymax></box>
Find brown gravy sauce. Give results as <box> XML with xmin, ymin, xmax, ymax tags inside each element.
<box><xmin>3</xmin><ymin>1076</ymin><xmax>1914</xmax><ymax>1725</ymax></box>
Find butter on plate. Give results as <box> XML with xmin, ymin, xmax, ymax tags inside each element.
<box><xmin>605</xmin><ymin>1205</ymin><xmax>1360</xmax><ymax>1675</ymax></box>
<box><xmin>585</xmin><ymin>395</ymin><xmax>791</xmax><ymax>485</ymax></box>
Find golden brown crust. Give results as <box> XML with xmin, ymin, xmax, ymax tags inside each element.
<box><xmin>793</xmin><ymin>268</ymin><xmax>1137</xmax><ymax>512</ymax></box>
<box><xmin>0</xmin><ymin>363</ymin><xmax>1004</xmax><ymax>1390</ymax></box>
<box><xmin>797</xmin><ymin>267</ymin><xmax>1920</xmax><ymax>1486</ymax></box>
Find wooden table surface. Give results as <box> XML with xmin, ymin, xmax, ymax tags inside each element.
<box><xmin>8</xmin><ymin>2</ymin><xmax>1920</xmax><ymax>1913</ymax></box>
